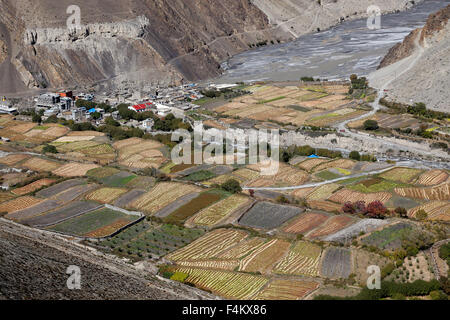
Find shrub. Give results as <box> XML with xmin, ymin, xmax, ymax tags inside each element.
<box><xmin>349</xmin><ymin>151</ymin><xmax>361</xmax><ymax>161</ymax></box>
<box><xmin>415</xmin><ymin>209</ymin><xmax>428</xmax><ymax>221</ymax></box>
<box><xmin>363</xmin><ymin>120</ymin><xmax>379</xmax><ymax>131</ymax></box>
<box><xmin>220</xmin><ymin>179</ymin><xmax>242</xmax><ymax>194</ymax></box>
<box><xmin>42</xmin><ymin>144</ymin><xmax>58</xmax><ymax>154</ymax></box>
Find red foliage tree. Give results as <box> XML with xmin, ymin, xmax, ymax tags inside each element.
<box><xmin>343</xmin><ymin>202</ymin><xmax>356</xmax><ymax>214</ymax></box>
<box><xmin>366</xmin><ymin>201</ymin><xmax>388</xmax><ymax>219</ymax></box>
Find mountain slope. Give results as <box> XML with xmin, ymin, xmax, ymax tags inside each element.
<box><xmin>371</xmin><ymin>4</ymin><xmax>450</xmax><ymax>112</ymax></box>
<box><xmin>0</xmin><ymin>0</ymin><xmax>420</xmax><ymax>94</ymax></box>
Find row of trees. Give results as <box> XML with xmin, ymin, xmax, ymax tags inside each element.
<box><xmin>342</xmin><ymin>200</ymin><xmax>389</xmax><ymax>219</ymax></box>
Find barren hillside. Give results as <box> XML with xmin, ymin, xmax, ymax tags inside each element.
<box><xmin>372</xmin><ymin>4</ymin><xmax>450</xmax><ymax>112</ymax></box>
<box><xmin>0</xmin><ymin>0</ymin><xmax>420</xmax><ymax>93</ymax></box>
<box><xmin>0</xmin><ymin>219</ymin><xmax>215</xmax><ymax>300</ymax></box>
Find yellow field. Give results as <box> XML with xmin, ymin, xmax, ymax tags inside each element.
<box><xmin>21</xmin><ymin>157</ymin><xmax>62</xmax><ymax>172</ymax></box>
<box><xmin>408</xmin><ymin>201</ymin><xmax>450</xmax><ymax>221</ymax></box>
<box><xmin>171</xmin><ymin>267</ymin><xmax>268</xmax><ymax>300</ymax></box>
<box><xmin>273</xmin><ymin>241</ymin><xmax>322</xmax><ymax>277</ymax></box>
<box><xmin>191</xmin><ymin>194</ymin><xmax>251</xmax><ymax>227</ymax></box>
<box><xmin>218</xmin><ymin>237</ymin><xmax>267</xmax><ymax>260</ymax></box>
<box><xmin>306</xmin><ymin>184</ymin><xmax>341</xmax><ymax>201</ymax></box>
<box><xmin>114</xmin><ymin>138</ymin><xmax>166</xmax><ymax>169</ymax></box>
<box><xmin>166</xmin><ymin>228</ymin><xmax>248</xmax><ymax>261</ymax></box>
<box><xmin>0</xmin><ymin>196</ymin><xmax>43</xmax><ymax>213</ymax></box>
<box><xmin>85</xmin><ymin>188</ymin><xmax>128</xmax><ymax>204</ymax></box>
<box><xmin>239</xmin><ymin>239</ymin><xmax>291</xmax><ymax>274</ymax></box>
<box><xmin>131</xmin><ymin>182</ymin><xmax>200</xmax><ymax>214</ymax></box>
<box><xmin>52</xmin><ymin>163</ymin><xmax>100</xmax><ymax>177</ymax></box>
<box><xmin>253</xmin><ymin>279</ymin><xmax>319</xmax><ymax>300</ymax></box>
<box><xmin>0</xmin><ymin>154</ymin><xmax>31</xmax><ymax>166</ymax></box>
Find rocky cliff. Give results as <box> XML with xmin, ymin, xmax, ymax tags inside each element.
<box><xmin>374</xmin><ymin>4</ymin><xmax>450</xmax><ymax>112</ymax></box>
<box><xmin>0</xmin><ymin>0</ymin><xmax>422</xmax><ymax>94</ymax></box>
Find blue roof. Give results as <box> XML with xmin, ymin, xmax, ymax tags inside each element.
<box><xmin>88</xmin><ymin>108</ymin><xmax>96</xmax><ymax>113</ymax></box>
<box><xmin>308</xmin><ymin>154</ymin><xmax>319</xmax><ymax>158</ymax></box>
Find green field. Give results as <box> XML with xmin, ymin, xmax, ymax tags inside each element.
<box><xmin>348</xmin><ymin>178</ymin><xmax>409</xmax><ymax>193</ymax></box>
<box><xmin>87</xmin><ymin>167</ymin><xmax>120</xmax><ymax>179</ymax></box>
<box><xmin>316</xmin><ymin>170</ymin><xmax>341</xmax><ymax>180</ymax></box>
<box><xmin>182</xmin><ymin>170</ymin><xmax>216</xmax><ymax>182</ymax></box>
<box><xmin>49</xmin><ymin>207</ymin><xmax>137</xmax><ymax>237</ymax></box>
<box><xmin>99</xmin><ymin>221</ymin><xmax>205</xmax><ymax>260</ymax></box>
<box><xmin>103</xmin><ymin>173</ymin><xmax>137</xmax><ymax>187</ymax></box>
<box><xmin>164</xmin><ymin>189</ymin><xmax>229</xmax><ymax>224</ymax></box>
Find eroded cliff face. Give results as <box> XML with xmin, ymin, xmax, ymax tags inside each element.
<box><xmin>0</xmin><ymin>0</ymin><xmax>425</xmax><ymax>94</ymax></box>
<box><xmin>374</xmin><ymin>5</ymin><xmax>450</xmax><ymax>112</ymax></box>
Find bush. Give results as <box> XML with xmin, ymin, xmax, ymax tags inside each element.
<box><xmin>395</xmin><ymin>207</ymin><xmax>408</xmax><ymax>218</ymax></box>
<box><xmin>349</xmin><ymin>151</ymin><xmax>361</xmax><ymax>161</ymax></box>
<box><xmin>221</xmin><ymin>179</ymin><xmax>242</xmax><ymax>194</ymax></box>
<box><xmin>415</xmin><ymin>209</ymin><xmax>428</xmax><ymax>221</ymax></box>
<box><xmin>170</xmin><ymin>272</ymin><xmax>189</xmax><ymax>283</ymax></box>
<box><xmin>42</xmin><ymin>144</ymin><xmax>58</xmax><ymax>154</ymax></box>
<box><xmin>363</xmin><ymin>120</ymin><xmax>379</xmax><ymax>131</ymax></box>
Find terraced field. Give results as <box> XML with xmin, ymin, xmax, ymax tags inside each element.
<box><xmin>166</xmin><ymin>229</ymin><xmax>248</xmax><ymax>261</ymax></box>
<box><xmin>328</xmin><ymin>189</ymin><xmax>392</xmax><ymax>205</ymax></box>
<box><xmin>131</xmin><ymin>182</ymin><xmax>201</xmax><ymax>215</ymax></box>
<box><xmin>49</xmin><ymin>207</ymin><xmax>140</xmax><ymax>238</ymax></box>
<box><xmin>98</xmin><ymin>222</ymin><xmax>204</xmax><ymax>258</ymax></box>
<box><xmin>52</xmin><ymin>163</ymin><xmax>100</xmax><ymax>177</ymax></box>
<box><xmin>85</xmin><ymin>187</ymin><xmax>128</xmax><ymax>204</ymax></box>
<box><xmin>379</xmin><ymin>168</ymin><xmax>423</xmax><ymax>184</ymax></box>
<box><xmin>283</xmin><ymin>212</ymin><xmax>329</xmax><ymax>234</ymax></box>
<box><xmin>408</xmin><ymin>201</ymin><xmax>450</xmax><ymax>221</ymax></box>
<box><xmin>239</xmin><ymin>239</ymin><xmax>291</xmax><ymax>274</ymax></box>
<box><xmin>273</xmin><ymin>241</ymin><xmax>322</xmax><ymax>277</ymax></box>
<box><xmin>169</xmin><ymin>267</ymin><xmax>268</xmax><ymax>300</ymax></box>
<box><xmin>415</xmin><ymin>170</ymin><xmax>448</xmax><ymax>186</ymax></box>
<box><xmin>253</xmin><ymin>279</ymin><xmax>319</xmax><ymax>300</ymax></box>
<box><xmin>239</xmin><ymin>202</ymin><xmax>303</xmax><ymax>230</ymax></box>
<box><xmin>191</xmin><ymin>194</ymin><xmax>251</xmax><ymax>227</ymax></box>
<box><xmin>0</xmin><ymin>196</ymin><xmax>43</xmax><ymax>214</ymax></box>
<box><xmin>395</xmin><ymin>183</ymin><xmax>450</xmax><ymax>201</ymax></box>
<box><xmin>12</xmin><ymin>179</ymin><xmax>56</xmax><ymax>196</ymax></box>
<box><xmin>307</xmin><ymin>215</ymin><xmax>356</xmax><ymax>239</ymax></box>
<box><xmin>320</xmin><ymin>248</ymin><xmax>352</xmax><ymax>279</ymax></box>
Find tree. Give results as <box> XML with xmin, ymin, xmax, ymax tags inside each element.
<box><xmin>249</xmin><ymin>189</ymin><xmax>255</xmax><ymax>198</ymax></box>
<box><xmin>343</xmin><ymin>202</ymin><xmax>356</xmax><ymax>214</ymax></box>
<box><xmin>105</xmin><ymin>117</ymin><xmax>120</xmax><ymax>127</ymax></box>
<box><xmin>366</xmin><ymin>201</ymin><xmax>388</xmax><ymax>219</ymax></box>
<box><xmin>221</xmin><ymin>179</ymin><xmax>242</xmax><ymax>194</ymax></box>
<box><xmin>42</xmin><ymin>144</ymin><xmax>58</xmax><ymax>154</ymax></box>
<box><xmin>32</xmin><ymin>113</ymin><xmax>42</xmax><ymax>124</ymax></box>
<box><xmin>415</xmin><ymin>209</ymin><xmax>428</xmax><ymax>221</ymax></box>
<box><xmin>395</xmin><ymin>207</ymin><xmax>408</xmax><ymax>218</ymax></box>
<box><xmin>349</xmin><ymin>151</ymin><xmax>361</xmax><ymax>161</ymax></box>
<box><xmin>350</xmin><ymin>74</ymin><xmax>358</xmax><ymax>82</ymax></box>
<box><xmin>276</xmin><ymin>195</ymin><xmax>290</xmax><ymax>204</ymax></box>
<box><xmin>363</xmin><ymin>120</ymin><xmax>379</xmax><ymax>131</ymax></box>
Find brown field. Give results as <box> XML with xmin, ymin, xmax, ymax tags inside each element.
<box><xmin>10</xmin><ymin>122</ymin><xmax>36</xmax><ymax>134</ymax></box>
<box><xmin>415</xmin><ymin>170</ymin><xmax>449</xmax><ymax>186</ymax></box>
<box><xmin>313</xmin><ymin>159</ymin><xmax>356</xmax><ymax>172</ymax></box>
<box><xmin>52</xmin><ymin>163</ymin><xmax>99</xmax><ymax>177</ymax></box>
<box><xmin>239</xmin><ymin>239</ymin><xmax>291</xmax><ymax>274</ymax></box>
<box><xmin>290</xmin><ymin>187</ymin><xmax>315</xmax><ymax>199</ymax></box>
<box><xmin>306</xmin><ymin>184</ymin><xmax>341</xmax><ymax>201</ymax></box>
<box><xmin>328</xmin><ymin>189</ymin><xmax>392</xmax><ymax>204</ymax></box>
<box><xmin>0</xmin><ymin>192</ymin><xmax>14</xmax><ymax>203</ymax></box>
<box><xmin>253</xmin><ymin>279</ymin><xmax>319</xmax><ymax>300</ymax></box>
<box><xmin>85</xmin><ymin>188</ymin><xmax>128</xmax><ymax>204</ymax></box>
<box><xmin>131</xmin><ymin>182</ymin><xmax>201</xmax><ymax>215</ymax></box>
<box><xmin>67</xmin><ymin>131</ymin><xmax>106</xmax><ymax>137</ymax></box>
<box><xmin>408</xmin><ymin>201</ymin><xmax>450</xmax><ymax>221</ymax></box>
<box><xmin>283</xmin><ymin>212</ymin><xmax>329</xmax><ymax>234</ymax></box>
<box><xmin>307</xmin><ymin>215</ymin><xmax>355</xmax><ymax>239</ymax></box>
<box><xmin>217</xmin><ymin>237</ymin><xmax>266</xmax><ymax>260</ymax></box>
<box><xmin>246</xmin><ymin>163</ymin><xmax>309</xmax><ymax>187</ymax></box>
<box><xmin>297</xmin><ymin>159</ymin><xmax>329</xmax><ymax>172</ymax></box>
<box><xmin>54</xmin><ymin>135</ymin><xmax>98</xmax><ymax>143</ymax></box>
<box><xmin>273</xmin><ymin>241</ymin><xmax>322</xmax><ymax>277</ymax></box>
<box><xmin>395</xmin><ymin>183</ymin><xmax>450</xmax><ymax>201</ymax></box>
<box><xmin>307</xmin><ymin>200</ymin><xmax>343</xmax><ymax>213</ymax></box>
<box><xmin>114</xmin><ymin>138</ymin><xmax>166</xmax><ymax>169</ymax></box>
<box><xmin>84</xmin><ymin>219</ymin><xmax>131</xmax><ymax>238</ymax></box>
<box><xmin>0</xmin><ymin>154</ymin><xmax>31</xmax><ymax>166</ymax></box>
<box><xmin>12</xmin><ymin>179</ymin><xmax>56</xmax><ymax>196</ymax></box>
<box><xmin>166</xmin><ymin>228</ymin><xmax>248</xmax><ymax>261</ymax></box>
<box><xmin>21</xmin><ymin>157</ymin><xmax>62</xmax><ymax>172</ymax></box>
<box><xmin>190</xmin><ymin>194</ymin><xmax>251</xmax><ymax>227</ymax></box>
<box><xmin>0</xmin><ymin>196</ymin><xmax>43</xmax><ymax>213</ymax></box>
<box><xmin>175</xmin><ymin>260</ymin><xmax>239</xmax><ymax>271</ymax></box>
<box><xmin>348</xmin><ymin>112</ymin><xmax>422</xmax><ymax>130</ymax></box>
<box><xmin>213</xmin><ymin>85</ymin><xmax>355</xmax><ymax>126</ymax></box>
